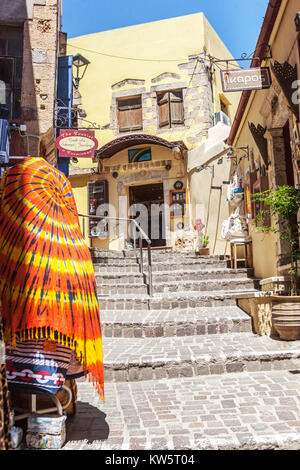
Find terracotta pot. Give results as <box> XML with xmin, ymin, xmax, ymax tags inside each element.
<box><xmin>198</xmin><ymin>247</ymin><xmax>210</xmax><ymax>255</ymax></box>
<box><xmin>271</xmin><ymin>295</ymin><xmax>300</xmax><ymax>341</ymax></box>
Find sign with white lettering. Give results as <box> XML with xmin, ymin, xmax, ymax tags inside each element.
<box><xmin>221</xmin><ymin>67</ymin><xmax>272</xmax><ymax>93</ymax></box>
<box><xmin>56</xmin><ymin>129</ymin><xmax>98</xmax><ymax>158</ymax></box>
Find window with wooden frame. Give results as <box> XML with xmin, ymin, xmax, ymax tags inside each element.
<box><xmin>157</xmin><ymin>89</ymin><xmax>184</xmax><ymax>128</ymax></box>
<box><xmin>117</xmin><ymin>96</ymin><xmax>143</xmax><ymax>132</ymax></box>
<box><xmin>0</xmin><ymin>26</ymin><xmax>23</xmax><ymax>120</ymax></box>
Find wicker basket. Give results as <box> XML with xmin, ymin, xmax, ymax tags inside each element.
<box><xmin>10</xmin><ymin>379</ymin><xmax>78</xmax><ymax>417</ymax></box>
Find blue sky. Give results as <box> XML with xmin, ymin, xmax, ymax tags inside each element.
<box><xmin>62</xmin><ymin>0</ymin><xmax>269</xmax><ymax>60</ymax></box>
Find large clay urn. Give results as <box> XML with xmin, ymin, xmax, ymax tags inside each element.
<box><xmin>271</xmin><ymin>295</ymin><xmax>300</xmax><ymax>340</ymax></box>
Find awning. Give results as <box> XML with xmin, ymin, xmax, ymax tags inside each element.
<box><xmin>95</xmin><ymin>133</ymin><xmax>187</xmax><ymax>159</ymax></box>
<box><xmin>187</xmin><ymin>122</ymin><xmax>231</xmax><ymax>172</ymax></box>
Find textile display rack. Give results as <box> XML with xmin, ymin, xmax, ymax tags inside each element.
<box><xmin>0</xmin><ymin>157</ymin><xmax>104</xmax><ymax>407</ymax></box>
<box><xmin>13</xmin><ymin>384</ymin><xmax>72</xmax><ymax>421</ymax></box>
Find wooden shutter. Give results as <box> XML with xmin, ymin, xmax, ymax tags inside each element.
<box><xmin>170</xmin><ymin>90</ymin><xmax>184</xmax><ymax>125</ymax></box>
<box><xmin>157</xmin><ymin>92</ymin><xmax>170</xmax><ymax>128</ymax></box>
<box><xmin>118</xmin><ymin>97</ymin><xmax>142</xmax><ymax>132</ymax></box>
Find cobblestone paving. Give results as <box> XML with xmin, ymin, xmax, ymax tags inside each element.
<box><xmin>63</xmin><ymin>370</ymin><xmax>300</xmax><ymax>450</ymax></box>
<box><xmin>62</xmin><ymin>252</ymin><xmax>300</xmax><ymax>451</ymax></box>
<box><xmin>102</xmin><ymin>334</ymin><xmax>300</xmax><ymax>383</ymax></box>
<box><xmin>101</xmin><ymin>306</ymin><xmax>253</xmax><ymax>338</ymax></box>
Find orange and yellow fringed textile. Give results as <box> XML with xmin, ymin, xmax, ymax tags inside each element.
<box><xmin>0</xmin><ymin>157</ymin><xmax>104</xmax><ymax>400</ymax></box>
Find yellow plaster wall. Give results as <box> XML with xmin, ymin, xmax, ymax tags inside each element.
<box><xmin>70</xmin><ymin>145</ymin><xmax>187</xmax><ymax>249</ymax></box>
<box><xmin>232</xmin><ymin>0</ymin><xmax>300</xmax><ymax>280</ymax></box>
<box><xmin>233</xmin><ymin>118</ymin><xmax>278</xmax><ymax>279</ymax></box>
<box><xmin>67</xmin><ymin>13</ymin><xmax>240</xmax><ymax>250</ymax></box>
<box><xmin>67</xmin><ymin>12</ymin><xmax>239</xmax><ymax>163</ymax></box>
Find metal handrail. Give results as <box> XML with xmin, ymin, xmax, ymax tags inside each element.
<box><xmin>78</xmin><ymin>213</ymin><xmax>153</xmax><ymax>297</ymax></box>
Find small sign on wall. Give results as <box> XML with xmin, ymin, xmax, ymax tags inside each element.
<box><xmin>56</xmin><ymin>129</ymin><xmax>98</xmax><ymax>158</ymax></box>
<box><xmin>221</xmin><ymin>67</ymin><xmax>272</xmax><ymax>93</ymax></box>
<box><xmin>128</xmin><ymin>148</ymin><xmax>151</xmax><ymax>163</ymax></box>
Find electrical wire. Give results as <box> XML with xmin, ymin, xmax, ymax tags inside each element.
<box><xmin>67</xmin><ymin>43</ymin><xmax>187</xmax><ymax>62</ymax></box>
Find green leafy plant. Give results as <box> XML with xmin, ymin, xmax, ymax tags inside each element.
<box><xmin>201</xmin><ymin>235</ymin><xmax>210</xmax><ymax>248</ymax></box>
<box><xmin>251</xmin><ymin>185</ymin><xmax>300</xmax><ymax>296</ymax></box>
<box><xmin>194</xmin><ymin>222</ymin><xmax>209</xmax><ymax>250</ymax></box>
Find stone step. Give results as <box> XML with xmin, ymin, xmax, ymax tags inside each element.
<box><xmin>98</xmin><ymin>282</ymin><xmax>149</xmax><ymax>296</ymax></box>
<box><xmin>94</xmin><ymin>260</ymin><xmax>229</xmax><ymax>275</ymax></box>
<box><xmin>94</xmin><ymin>261</ymin><xmax>234</xmax><ymax>277</ymax></box>
<box><xmin>93</xmin><ymin>257</ymin><xmax>229</xmax><ymax>271</ymax></box>
<box><xmin>94</xmin><ymin>268</ymin><xmax>255</xmax><ymax>284</ymax></box>
<box><xmin>153</xmin><ymin>278</ymin><xmax>260</xmax><ymax>294</ymax></box>
<box><xmin>91</xmin><ymin>248</ymin><xmax>226</xmax><ymax>261</ymax></box>
<box><xmin>101</xmin><ymin>306</ymin><xmax>253</xmax><ymax>338</ymax></box>
<box><xmin>102</xmin><ymin>332</ymin><xmax>300</xmax><ymax>383</ymax></box>
<box><xmin>97</xmin><ymin>278</ymin><xmax>259</xmax><ymax>296</ymax></box>
<box><xmin>94</xmin><ymin>264</ymin><xmax>143</xmax><ymax>274</ymax></box>
<box><xmin>97</xmin><ymin>289</ymin><xmax>258</xmax><ymax>310</ymax></box>
<box><xmin>151</xmin><ymin>267</ymin><xmax>254</xmax><ymax>282</ymax></box>
<box><xmin>64</xmin><ymin>370</ymin><xmax>300</xmax><ymax>450</ymax></box>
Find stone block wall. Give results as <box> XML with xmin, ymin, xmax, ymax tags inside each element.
<box><xmin>20</xmin><ymin>0</ymin><xmax>60</xmax><ymax>162</ymax></box>
<box><xmin>109</xmin><ymin>53</ymin><xmax>214</xmax><ymax>149</ymax></box>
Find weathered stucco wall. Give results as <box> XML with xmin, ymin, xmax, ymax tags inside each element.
<box><xmin>20</xmin><ymin>0</ymin><xmax>60</xmax><ymax>161</ymax></box>
<box><xmin>232</xmin><ymin>0</ymin><xmax>300</xmax><ymax>280</ymax></box>
<box><xmin>67</xmin><ymin>13</ymin><xmax>240</xmax><ymax>250</ymax></box>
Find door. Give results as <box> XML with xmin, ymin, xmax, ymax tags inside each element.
<box><xmin>129</xmin><ymin>183</ymin><xmax>166</xmax><ymax>247</ymax></box>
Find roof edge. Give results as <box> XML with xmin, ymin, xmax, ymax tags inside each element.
<box><xmin>227</xmin><ymin>0</ymin><xmax>283</xmax><ymax>146</ymax></box>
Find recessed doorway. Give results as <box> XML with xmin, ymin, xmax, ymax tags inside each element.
<box><xmin>129</xmin><ymin>183</ymin><xmax>166</xmax><ymax>247</ymax></box>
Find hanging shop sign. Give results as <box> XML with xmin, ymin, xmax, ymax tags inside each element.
<box><xmin>56</xmin><ymin>129</ymin><xmax>98</xmax><ymax>158</ymax></box>
<box><xmin>221</xmin><ymin>67</ymin><xmax>272</xmax><ymax>93</ymax></box>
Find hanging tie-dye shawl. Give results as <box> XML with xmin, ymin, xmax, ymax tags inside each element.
<box><xmin>0</xmin><ymin>157</ymin><xmax>104</xmax><ymax>400</ymax></box>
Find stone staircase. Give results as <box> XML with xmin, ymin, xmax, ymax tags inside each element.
<box><xmin>91</xmin><ymin>249</ymin><xmax>300</xmax><ymax>383</ymax></box>
<box><xmin>64</xmin><ymin>249</ymin><xmax>300</xmax><ymax>450</ymax></box>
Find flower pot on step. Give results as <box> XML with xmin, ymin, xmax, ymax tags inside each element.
<box><xmin>271</xmin><ymin>295</ymin><xmax>300</xmax><ymax>341</ymax></box>
<box><xmin>197</xmin><ymin>247</ymin><xmax>210</xmax><ymax>256</ymax></box>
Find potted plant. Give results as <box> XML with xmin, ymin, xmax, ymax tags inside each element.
<box><xmin>252</xmin><ymin>185</ymin><xmax>300</xmax><ymax>340</ymax></box>
<box><xmin>198</xmin><ymin>234</ymin><xmax>210</xmax><ymax>255</ymax></box>
<box><xmin>195</xmin><ymin>231</ymin><xmax>210</xmax><ymax>255</ymax></box>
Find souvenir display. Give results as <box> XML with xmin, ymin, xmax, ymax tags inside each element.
<box><xmin>0</xmin><ymin>157</ymin><xmax>104</xmax><ymax>400</ymax></box>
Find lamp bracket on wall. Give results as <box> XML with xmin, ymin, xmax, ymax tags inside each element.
<box><xmin>196</xmin><ymin>164</ymin><xmax>214</xmax><ymax>178</ymax></box>
<box><xmin>54</xmin><ymin>100</ymin><xmax>100</xmax><ymax>130</ymax></box>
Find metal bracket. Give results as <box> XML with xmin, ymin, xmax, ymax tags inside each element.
<box><xmin>54</xmin><ymin>99</ymin><xmax>101</xmax><ymax>130</ymax></box>
<box><xmin>211</xmin><ymin>44</ymin><xmax>272</xmax><ymax>69</ymax></box>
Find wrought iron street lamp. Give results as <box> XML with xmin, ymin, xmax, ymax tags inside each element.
<box><xmin>72</xmin><ymin>54</ymin><xmax>90</xmax><ymax>89</ymax></box>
